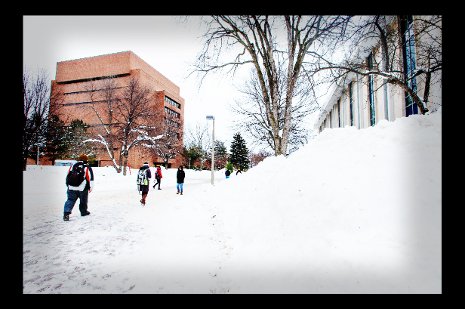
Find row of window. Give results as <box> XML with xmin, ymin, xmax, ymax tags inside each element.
<box><xmin>164</xmin><ymin>106</ymin><xmax>180</xmax><ymax>118</ymax></box>
<box><xmin>64</xmin><ymin>86</ymin><xmax>126</xmax><ymax>96</ymax></box>
<box><xmin>165</xmin><ymin>118</ymin><xmax>180</xmax><ymax>128</ymax></box>
<box><xmin>56</xmin><ymin>73</ymin><xmax>130</xmax><ymax>85</ymax></box>
<box><xmin>165</xmin><ymin>96</ymin><xmax>181</xmax><ymax>109</ymax></box>
<box><xmin>321</xmin><ymin>80</ymin><xmax>355</xmax><ymax>132</ymax></box>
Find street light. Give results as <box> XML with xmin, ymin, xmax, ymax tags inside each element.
<box><xmin>36</xmin><ymin>143</ymin><xmax>40</xmax><ymax>165</ymax></box>
<box><xmin>206</xmin><ymin>115</ymin><xmax>215</xmax><ymax>185</ymax></box>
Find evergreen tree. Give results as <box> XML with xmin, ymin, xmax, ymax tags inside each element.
<box><xmin>229</xmin><ymin>133</ymin><xmax>250</xmax><ymax>171</ymax></box>
<box><xmin>44</xmin><ymin>114</ymin><xmax>70</xmax><ymax>164</ymax></box>
<box><xmin>44</xmin><ymin>118</ymin><xmax>96</xmax><ymax>164</ymax></box>
<box><xmin>65</xmin><ymin>119</ymin><xmax>97</xmax><ymax>160</ymax></box>
<box><xmin>214</xmin><ymin>140</ymin><xmax>228</xmax><ymax>169</ymax></box>
<box><xmin>185</xmin><ymin>144</ymin><xmax>204</xmax><ymax>169</ymax></box>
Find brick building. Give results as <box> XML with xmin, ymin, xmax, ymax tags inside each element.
<box><xmin>51</xmin><ymin>51</ymin><xmax>185</xmax><ymax>169</ymax></box>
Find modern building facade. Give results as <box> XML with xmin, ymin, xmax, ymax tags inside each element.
<box><xmin>51</xmin><ymin>51</ymin><xmax>185</xmax><ymax>168</ymax></box>
<box><xmin>315</xmin><ymin>15</ymin><xmax>441</xmax><ymax>132</ymax></box>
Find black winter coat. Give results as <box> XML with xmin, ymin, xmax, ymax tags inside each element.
<box><xmin>177</xmin><ymin>170</ymin><xmax>185</xmax><ymax>183</ymax></box>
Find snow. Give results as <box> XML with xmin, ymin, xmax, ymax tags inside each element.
<box><xmin>23</xmin><ymin>111</ymin><xmax>441</xmax><ymax>294</ymax></box>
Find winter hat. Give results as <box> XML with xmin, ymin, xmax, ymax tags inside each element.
<box><xmin>78</xmin><ymin>154</ymin><xmax>88</xmax><ymax>162</ymax></box>
<box><xmin>143</xmin><ymin>162</ymin><xmax>149</xmax><ymax>166</ymax></box>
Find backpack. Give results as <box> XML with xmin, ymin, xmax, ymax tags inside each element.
<box><xmin>137</xmin><ymin>168</ymin><xmax>149</xmax><ymax>186</ymax></box>
<box><xmin>67</xmin><ymin>162</ymin><xmax>86</xmax><ymax>186</ymax></box>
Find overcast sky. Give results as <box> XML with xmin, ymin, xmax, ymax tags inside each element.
<box><xmin>23</xmin><ymin>15</ymin><xmax>320</xmax><ymax>152</ymax></box>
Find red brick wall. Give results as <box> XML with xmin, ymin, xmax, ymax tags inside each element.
<box><xmin>56</xmin><ymin>51</ymin><xmax>132</xmax><ymax>82</ymax></box>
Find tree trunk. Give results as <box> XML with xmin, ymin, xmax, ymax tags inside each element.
<box><xmin>122</xmin><ymin>155</ymin><xmax>128</xmax><ymax>176</ymax></box>
<box><xmin>390</xmin><ymin>79</ymin><xmax>429</xmax><ymax>114</ymax></box>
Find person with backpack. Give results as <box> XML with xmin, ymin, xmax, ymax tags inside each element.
<box><xmin>137</xmin><ymin>162</ymin><xmax>152</xmax><ymax>205</ymax></box>
<box><xmin>63</xmin><ymin>154</ymin><xmax>94</xmax><ymax>221</ymax></box>
<box><xmin>152</xmin><ymin>165</ymin><xmax>163</xmax><ymax>190</ymax></box>
<box><xmin>176</xmin><ymin>165</ymin><xmax>185</xmax><ymax>195</ymax></box>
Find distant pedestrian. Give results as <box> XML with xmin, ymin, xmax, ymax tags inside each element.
<box><xmin>153</xmin><ymin>165</ymin><xmax>163</xmax><ymax>190</ymax></box>
<box><xmin>63</xmin><ymin>154</ymin><xmax>94</xmax><ymax>221</ymax></box>
<box><xmin>176</xmin><ymin>165</ymin><xmax>186</xmax><ymax>195</ymax></box>
<box><xmin>236</xmin><ymin>168</ymin><xmax>242</xmax><ymax>175</ymax></box>
<box><xmin>225</xmin><ymin>169</ymin><xmax>231</xmax><ymax>179</ymax></box>
<box><xmin>137</xmin><ymin>162</ymin><xmax>152</xmax><ymax>205</ymax></box>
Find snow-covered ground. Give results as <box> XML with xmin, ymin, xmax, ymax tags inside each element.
<box><xmin>23</xmin><ymin>111</ymin><xmax>441</xmax><ymax>294</ymax></box>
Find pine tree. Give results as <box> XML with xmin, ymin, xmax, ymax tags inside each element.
<box><xmin>65</xmin><ymin>119</ymin><xmax>96</xmax><ymax>160</ymax></box>
<box><xmin>229</xmin><ymin>133</ymin><xmax>250</xmax><ymax>171</ymax></box>
<box><xmin>44</xmin><ymin>114</ymin><xmax>70</xmax><ymax>164</ymax></box>
<box><xmin>214</xmin><ymin>140</ymin><xmax>228</xmax><ymax>169</ymax></box>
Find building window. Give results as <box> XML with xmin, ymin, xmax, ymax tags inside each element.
<box><xmin>165</xmin><ymin>96</ymin><xmax>181</xmax><ymax>109</ymax></box>
<box><xmin>348</xmin><ymin>81</ymin><xmax>354</xmax><ymax>126</ymax></box>
<box><xmin>165</xmin><ymin>118</ymin><xmax>180</xmax><ymax>128</ymax></box>
<box><xmin>367</xmin><ymin>53</ymin><xmax>376</xmax><ymax>126</ymax></box>
<box><xmin>400</xmin><ymin>15</ymin><xmax>418</xmax><ymax>116</ymax></box>
<box><xmin>164</xmin><ymin>106</ymin><xmax>180</xmax><ymax>118</ymax></box>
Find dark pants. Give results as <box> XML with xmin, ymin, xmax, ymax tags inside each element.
<box><xmin>64</xmin><ymin>189</ymin><xmax>89</xmax><ymax>215</ymax></box>
<box><xmin>140</xmin><ymin>185</ymin><xmax>149</xmax><ymax>204</ymax></box>
<box><xmin>153</xmin><ymin>177</ymin><xmax>161</xmax><ymax>189</ymax></box>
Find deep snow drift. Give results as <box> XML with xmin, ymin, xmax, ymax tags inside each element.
<box><xmin>23</xmin><ymin>111</ymin><xmax>441</xmax><ymax>293</ymax></box>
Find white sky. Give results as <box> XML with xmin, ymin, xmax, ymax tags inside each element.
<box><xmin>23</xmin><ymin>111</ymin><xmax>441</xmax><ymax>293</ymax></box>
<box><xmin>23</xmin><ymin>15</ymin><xmax>256</xmax><ymax>150</ymax></box>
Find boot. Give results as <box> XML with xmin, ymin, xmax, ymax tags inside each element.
<box><xmin>141</xmin><ymin>193</ymin><xmax>147</xmax><ymax>205</ymax></box>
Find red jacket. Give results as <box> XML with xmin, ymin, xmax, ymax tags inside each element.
<box><xmin>156</xmin><ymin>167</ymin><xmax>163</xmax><ymax>178</ymax></box>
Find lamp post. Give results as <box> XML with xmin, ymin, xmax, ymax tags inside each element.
<box><xmin>206</xmin><ymin>115</ymin><xmax>215</xmax><ymax>185</ymax></box>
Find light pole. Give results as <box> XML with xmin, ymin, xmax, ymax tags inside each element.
<box><xmin>206</xmin><ymin>115</ymin><xmax>215</xmax><ymax>185</ymax></box>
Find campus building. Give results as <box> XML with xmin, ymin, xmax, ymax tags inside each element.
<box><xmin>51</xmin><ymin>51</ymin><xmax>185</xmax><ymax>168</ymax></box>
<box><xmin>315</xmin><ymin>16</ymin><xmax>441</xmax><ymax>132</ymax></box>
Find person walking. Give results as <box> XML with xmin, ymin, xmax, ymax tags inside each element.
<box><xmin>63</xmin><ymin>154</ymin><xmax>94</xmax><ymax>221</ymax></box>
<box><xmin>153</xmin><ymin>165</ymin><xmax>163</xmax><ymax>190</ymax></box>
<box><xmin>176</xmin><ymin>165</ymin><xmax>186</xmax><ymax>195</ymax></box>
<box><xmin>137</xmin><ymin>162</ymin><xmax>152</xmax><ymax>206</ymax></box>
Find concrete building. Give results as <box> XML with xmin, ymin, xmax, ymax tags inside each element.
<box><xmin>51</xmin><ymin>51</ymin><xmax>185</xmax><ymax>169</ymax></box>
<box><xmin>315</xmin><ymin>16</ymin><xmax>442</xmax><ymax>132</ymax></box>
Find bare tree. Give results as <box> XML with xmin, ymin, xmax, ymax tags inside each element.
<box><xmin>150</xmin><ymin>131</ymin><xmax>181</xmax><ymax>167</ymax></box>
<box><xmin>22</xmin><ymin>69</ymin><xmax>63</xmax><ymax>170</ymax></box>
<box><xmin>81</xmin><ymin>76</ymin><xmax>165</xmax><ymax>174</ymax></box>
<box><xmin>81</xmin><ymin>77</ymin><xmax>121</xmax><ymax>172</ymax></box>
<box><xmin>232</xmin><ymin>69</ymin><xmax>315</xmax><ymax>154</ymax></box>
<box><xmin>249</xmin><ymin>149</ymin><xmax>272</xmax><ymax>167</ymax></box>
<box><xmin>195</xmin><ymin>15</ymin><xmax>350</xmax><ymax>156</ymax></box>
<box><xmin>113</xmin><ymin>77</ymin><xmax>162</xmax><ymax>175</ymax></box>
<box><xmin>306</xmin><ymin>15</ymin><xmax>442</xmax><ymax>115</ymax></box>
<box><xmin>146</xmin><ymin>110</ymin><xmax>183</xmax><ymax>168</ymax></box>
<box><xmin>184</xmin><ymin>123</ymin><xmax>211</xmax><ymax>170</ymax></box>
